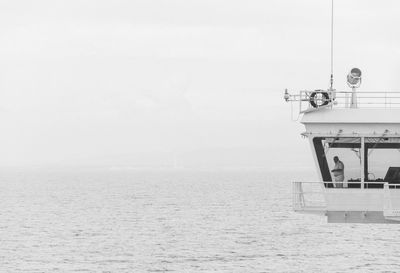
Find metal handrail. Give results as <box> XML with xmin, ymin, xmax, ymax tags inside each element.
<box><xmin>292</xmin><ymin>181</ymin><xmax>326</xmax><ymax>211</ymax></box>
<box><xmin>386</xmin><ymin>183</ymin><xmax>400</xmax><ymax>189</ymax></box>
<box><xmin>293</xmin><ymin>181</ymin><xmax>388</xmax><ymax>185</ymax></box>
<box><xmin>383</xmin><ymin>183</ymin><xmax>400</xmax><ymax>219</ymax></box>
<box><xmin>285</xmin><ymin>90</ymin><xmax>400</xmax><ymax>113</ymax></box>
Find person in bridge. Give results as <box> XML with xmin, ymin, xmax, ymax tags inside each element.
<box><xmin>331</xmin><ymin>156</ymin><xmax>344</xmax><ymax>188</ymax></box>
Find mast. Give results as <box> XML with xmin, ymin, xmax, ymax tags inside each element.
<box><xmin>329</xmin><ymin>0</ymin><xmax>334</xmax><ymax>91</ymax></box>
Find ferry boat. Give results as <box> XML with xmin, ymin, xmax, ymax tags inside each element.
<box><xmin>284</xmin><ymin>69</ymin><xmax>400</xmax><ymax>223</ymax></box>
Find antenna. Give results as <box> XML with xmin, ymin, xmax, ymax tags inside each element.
<box><xmin>330</xmin><ymin>0</ymin><xmax>334</xmax><ymax>90</ymax></box>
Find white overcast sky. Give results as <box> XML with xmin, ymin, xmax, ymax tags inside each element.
<box><xmin>0</xmin><ymin>0</ymin><xmax>399</xmax><ymax>169</ymax></box>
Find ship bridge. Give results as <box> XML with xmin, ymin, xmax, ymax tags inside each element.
<box><xmin>285</xmin><ymin>86</ymin><xmax>400</xmax><ymax>223</ymax></box>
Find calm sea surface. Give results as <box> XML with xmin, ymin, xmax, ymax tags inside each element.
<box><xmin>0</xmin><ymin>169</ymin><xmax>400</xmax><ymax>272</ymax></box>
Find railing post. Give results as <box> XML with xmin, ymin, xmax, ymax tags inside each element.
<box><xmin>299</xmin><ymin>92</ymin><xmax>303</xmax><ymax>113</ymax></box>
<box><xmin>361</xmin><ymin>137</ymin><xmax>365</xmax><ymax>189</ymax></box>
<box><xmin>383</xmin><ymin>183</ymin><xmax>391</xmax><ymax>216</ymax></box>
<box><xmin>350</xmin><ymin>87</ymin><xmax>357</xmax><ymax>108</ymax></box>
<box><xmin>385</xmin><ymin>92</ymin><xmax>387</xmax><ymax>108</ymax></box>
<box><xmin>293</xmin><ymin>181</ymin><xmax>304</xmax><ymax>210</ymax></box>
<box><xmin>292</xmin><ymin>182</ymin><xmax>295</xmax><ymax>209</ymax></box>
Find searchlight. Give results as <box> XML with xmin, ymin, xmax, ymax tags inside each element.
<box><xmin>347</xmin><ymin>68</ymin><xmax>362</xmax><ymax>88</ymax></box>
<box><xmin>347</xmin><ymin>68</ymin><xmax>362</xmax><ymax>108</ymax></box>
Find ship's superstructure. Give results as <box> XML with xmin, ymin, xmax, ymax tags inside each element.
<box><xmin>285</xmin><ymin>69</ymin><xmax>400</xmax><ymax>223</ymax></box>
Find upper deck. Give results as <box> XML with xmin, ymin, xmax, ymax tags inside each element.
<box><xmin>285</xmin><ymin>90</ymin><xmax>400</xmax><ymax>134</ymax></box>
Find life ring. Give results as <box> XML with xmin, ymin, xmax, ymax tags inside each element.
<box><xmin>309</xmin><ymin>91</ymin><xmax>330</xmax><ymax>108</ymax></box>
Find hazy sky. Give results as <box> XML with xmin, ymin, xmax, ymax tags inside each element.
<box><xmin>0</xmin><ymin>0</ymin><xmax>399</xmax><ymax>169</ymax></box>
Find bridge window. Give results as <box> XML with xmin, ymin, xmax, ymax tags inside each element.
<box><xmin>366</xmin><ymin>137</ymin><xmax>400</xmax><ymax>184</ymax></box>
<box><xmin>313</xmin><ymin>137</ymin><xmax>361</xmax><ymax>187</ymax></box>
<box><xmin>314</xmin><ymin>137</ymin><xmax>400</xmax><ymax>187</ymax></box>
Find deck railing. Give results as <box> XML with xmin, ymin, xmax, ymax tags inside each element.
<box><xmin>292</xmin><ymin>182</ymin><xmax>326</xmax><ymax>212</ymax></box>
<box><xmin>293</xmin><ymin>181</ymin><xmax>392</xmax><ymax>213</ymax></box>
<box><xmin>383</xmin><ymin>183</ymin><xmax>400</xmax><ymax>219</ymax></box>
<box><xmin>286</xmin><ymin>90</ymin><xmax>400</xmax><ymax>113</ymax></box>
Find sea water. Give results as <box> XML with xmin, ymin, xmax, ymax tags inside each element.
<box><xmin>0</xmin><ymin>169</ymin><xmax>399</xmax><ymax>272</ymax></box>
